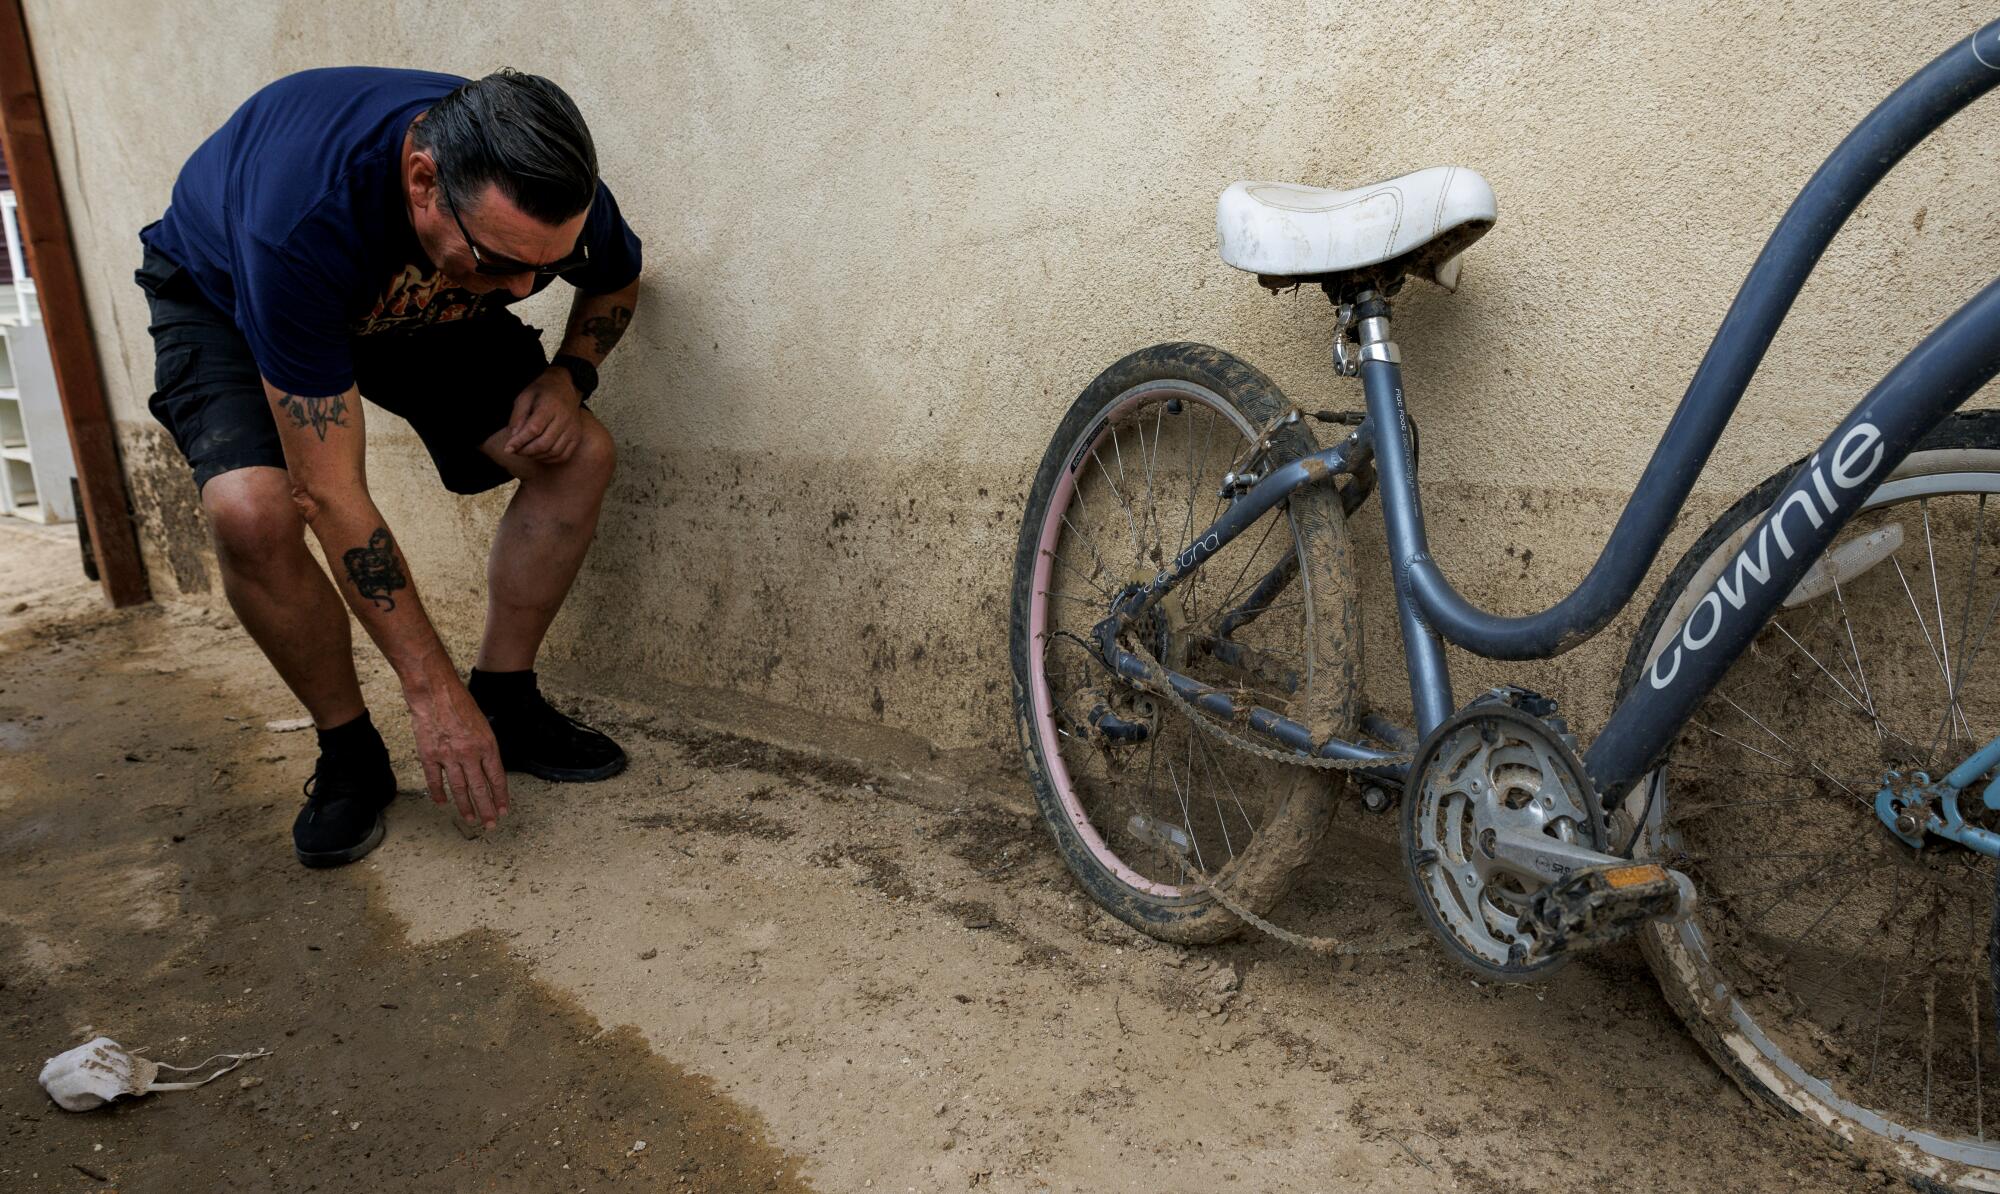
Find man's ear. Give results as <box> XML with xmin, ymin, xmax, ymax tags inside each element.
<box><xmin>407</xmin><ymin>149</ymin><xmax>441</xmax><ymax>212</ymax></box>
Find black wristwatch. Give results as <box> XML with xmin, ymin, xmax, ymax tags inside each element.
<box><xmin>550</xmin><ymin>353</ymin><xmax>599</xmax><ymax>402</ymax></box>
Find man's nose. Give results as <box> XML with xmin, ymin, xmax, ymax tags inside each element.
<box><xmin>505</xmin><ymin>273</ymin><xmax>535</xmax><ymax>300</ymax></box>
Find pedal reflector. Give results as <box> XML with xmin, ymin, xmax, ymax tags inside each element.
<box><xmin>1603</xmin><ymin>863</ymin><xmax>1668</xmax><ymax>890</ymax></box>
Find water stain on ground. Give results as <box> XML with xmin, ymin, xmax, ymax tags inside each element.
<box><xmin>0</xmin><ymin>603</ymin><xmax>811</xmax><ymax>1194</ymax></box>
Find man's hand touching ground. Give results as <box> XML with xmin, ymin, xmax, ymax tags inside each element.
<box><xmin>405</xmin><ymin>667</ymin><xmax>510</xmax><ymax>828</ymax></box>
<box><xmin>505</xmin><ymin>366</ymin><xmax>585</xmax><ymax>463</ymax></box>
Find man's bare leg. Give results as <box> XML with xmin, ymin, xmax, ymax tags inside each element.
<box><xmin>465</xmin><ymin>412</ymin><xmax>624</xmax><ymax>782</ymax></box>
<box><xmin>202</xmin><ymin>466</ymin><xmax>392</xmax><ymax>867</ymax></box>
<box><xmin>474</xmin><ymin>413</ymin><xmax>617</xmax><ymax>672</ymax></box>
<box><xmin>201</xmin><ymin>466</ymin><xmax>365</xmax><ymax>728</ymax></box>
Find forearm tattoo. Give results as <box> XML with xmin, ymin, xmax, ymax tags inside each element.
<box><xmin>342</xmin><ymin>527</ymin><xmax>408</xmax><ymax>612</ymax></box>
<box><xmin>578</xmin><ymin>305</ymin><xmax>632</xmax><ymax>356</ymax></box>
<box><xmin>279</xmin><ymin>392</ymin><xmax>349</xmax><ymax>442</ymax></box>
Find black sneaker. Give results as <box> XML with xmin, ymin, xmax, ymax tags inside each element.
<box><xmin>293</xmin><ymin>756</ymin><xmax>395</xmax><ymax>868</ymax></box>
<box><xmin>474</xmin><ymin>678</ymin><xmax>628</xmax><ymax>783</ymax></box>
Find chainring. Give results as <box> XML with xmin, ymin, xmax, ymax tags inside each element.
<box><xmin>1400</xmin><ymin>691</ymin><xmax>1607</xmax><ymax>980</ymax></box>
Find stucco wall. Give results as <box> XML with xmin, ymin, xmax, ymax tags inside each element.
<box><xmin>23</xmin><ymin>1</ymin><xmax>2000</xmax><ymax>760</ymax></box>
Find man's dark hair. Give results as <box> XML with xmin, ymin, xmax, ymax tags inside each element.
<box><xmin>413</xmin><ymin>69</ymin><xmax>598</xmax><ymax>225</ymax></box>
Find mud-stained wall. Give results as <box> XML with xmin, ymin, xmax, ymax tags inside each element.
<box><xmin>23</xmin><ymin>2</ymin><xmax>2000</xmax><ymax>758</ymax></box>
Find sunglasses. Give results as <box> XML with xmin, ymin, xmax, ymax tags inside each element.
<box><xmin>447</xmin><ymin>193</ymin><xmax>590</xmax><ymax>278</ymax></box>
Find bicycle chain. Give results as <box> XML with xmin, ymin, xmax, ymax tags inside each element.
<box><xmin>1123</xmin><ymin>638</ymin><xmax>1412</xmax><ymax>773</ymax></box>
<box><xmin>1112</xmin><ymin>641</ymin><xmax>1424</xmax><ymax>957</ymax></box>
<box><xmin>1165</xmin><ymin>844</ymin><xmax>1429</xmax><ymax>957</ymax></box>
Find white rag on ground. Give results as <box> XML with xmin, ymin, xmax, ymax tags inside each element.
<box><xmin>38</xmin><ymin>1036</ymin><xmax>271</xmax><ymax>1111</ymax></box>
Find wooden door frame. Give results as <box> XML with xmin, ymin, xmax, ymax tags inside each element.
<box><xmin>0</xmin><ymin>0</ymin><xmax>149</xmax><ymax>605</ymax></box>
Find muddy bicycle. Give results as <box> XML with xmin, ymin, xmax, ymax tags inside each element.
<box><xmin>1010</xmin><ymin>23</ymin><xmax>2000</xmax><ymax>1184</ymax></box>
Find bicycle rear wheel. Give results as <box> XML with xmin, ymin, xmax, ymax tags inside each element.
<box><xmin>1009</xmin><ymin>342</ymin><xmax>1362</xmax><ymax>944</ymax></box>
<box><xmin>1622</xmin><ymin>411</ymin><xmax>2000</xmax><ymax>1182</ymax></box>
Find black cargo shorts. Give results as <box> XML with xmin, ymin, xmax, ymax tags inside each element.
<box><xmin>136</xmin><ymin>241</ymin><xmax>550</xmax><ymax>496</ymax></box>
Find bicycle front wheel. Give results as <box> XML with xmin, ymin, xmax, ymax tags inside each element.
<box><xmin>1008</xmin><ymin>343</ymin><xmax>1362</xmax><ymax>944</ymax></box>
<box><xmin>1622</xmin><ymin>411</ymin><xmax>2000</xmax><ymax>1182</ymax></box>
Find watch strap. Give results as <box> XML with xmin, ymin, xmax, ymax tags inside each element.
<box><xmin>550</xmin><ymin>352</ymin><xmax>599</xmax><ymax>401</ymax></box>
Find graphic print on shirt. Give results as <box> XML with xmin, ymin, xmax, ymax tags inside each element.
<box><xmin>352</xmin><ymin>262</ymin><xmax>497</xmax><ymax>335</ymax></box>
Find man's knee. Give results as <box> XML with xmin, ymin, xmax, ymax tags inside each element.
<box><xmin>570</xmin><ymin>419</ymin><xmax>616</xmax><ymax>489</ymax></box>
<box><xmin>202</xmin><ymin>470</ymin><xmax>307</xmax><ymax>568</ymax></box>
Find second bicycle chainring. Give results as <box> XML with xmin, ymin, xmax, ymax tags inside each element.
<box><xmin>1401</xmin><ymin>688</ymin><xmax>1607</xmax><ymax>981</ymax></box>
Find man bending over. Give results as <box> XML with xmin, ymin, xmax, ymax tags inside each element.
<box><xmin>137</xmin><ymin>68</ymin><xmax>640</xmax><ymax>866</ymax></box>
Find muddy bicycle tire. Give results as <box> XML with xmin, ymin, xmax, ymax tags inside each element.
<box><xmin>1619</xmin><ymin>410</ymin><xmax>2000</xmax><ymax>1185</ymax></box>
<box><xmin>1009</xmin><ymin>342</ymin><xmax>1362</xmax><ymax>944</ymax></box>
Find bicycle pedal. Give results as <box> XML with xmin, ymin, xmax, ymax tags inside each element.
<box><xmin>1524</xmin><ymin>862</ymin><xmax>1696</xmax><ymax>963</ymax></box>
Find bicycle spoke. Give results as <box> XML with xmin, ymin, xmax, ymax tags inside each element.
<box><xmin>1713</xmin><ymin>694</ymin><xmax>1865</xmax><ymax>804</ymax></box>
<box><xmin>1949</xmin><ymin>497</ymin><xmax>1988</xmax><ymax>757</ymax></box>
<box><xmin>1761</xmin><ymin>624</ymin><xmax>1931</xmax><ymax>757</ymax></box>
<box><xmin>1830</xmin><ymin>576</ymin><xmax>1883</xmax><ymax>742</ymax></box>
<box><xmin>1046</xmin><ymin>547</ymin><xmax>1114</xmax><ymax>600</ymax></box>
<box><xmin>1969</xmin><ymin>892</ymin><xmax>1985</xmax><ymax>1140</ymax></box>
<box><xmin>1890</xmin><ymin>556</ymin><xmax>1968</xmax><ymax>747</ymax></box>
<box><xmin>1208</xmin><ymin>597</ymin><xmax>1306</xmax><ymax>628</ymax></box>
<box><xmin>1142</xmin><ymin>404</ymin><xmax>1165</xmax><ymax>562</ymax></box>
<box><xmin>1932</xmin><ymin>583</ymin><xmax>2000</xmax><ymax>764</ymax></box>
<box><xmin>1040</xmin><ymin>588</ymin><xmax>1108</xmax><ymax>611</ymax></box>
<box><xmin>1170</xmin><ymin>727</ymin><xmax>1203</xmax><ymax>872</ymax></box>
<box><xmin>1189</xmin><ymin>732</ymin><xmax>1238</xmax><ymax>861</ymax></box>
<box><xmin>1770</xmin><ymin>621</ymin><xmax>1873</xmax><ymax>719</ymax></box>
<box><xmin>1868</xmin><ymin>862</ymin><xmax>1906</xmax><ymax>1090</ymax></box>
<box><xmin>1091</xmin><ymin>443</ymin><xmax>1145</xmax><ymax>560</ymax></box>
<box><xmin>1927</xmin><ymin>938</ymin><xmax>1939</xmax><ymax>1127</ymax></box>
<box><xmin>1765</xmin><ymin>865</ymin><xmax>1874</xmax><ymax>977</ymax></box>
<box><xmin>1059</xmin><ymin>512</ymin><xmax>1120</xmax><ymax>590</ymax></box>
<box><xmin>1923</xmin><ymin>501</ymin><xmax>1971</xmax><ymax>744</ymax></box>
<box><xmin>1209</xmin><ymin>514</ymin><xmax>1280</xmax><ymax>632</ymax></box>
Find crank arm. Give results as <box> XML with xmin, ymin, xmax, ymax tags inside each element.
<box><xmin>1485</xmin><ymin>827</ymin><xmax>1641</xmax><ymax>885</ymax></box>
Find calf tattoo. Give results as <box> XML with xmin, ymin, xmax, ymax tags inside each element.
<box><xmin>579</xmin><ymin>305</ymin><xmax>632</xmax><ymax>356</ymax></box>
<box><xmin>279</xmin><ymin>392</ymin><xmax>349</xmax><ymax>441</ymax></box>
<box><xmin>342</xmin><ymin>527</ymin><xmax>407</xmax><ymax>612</ymax></box>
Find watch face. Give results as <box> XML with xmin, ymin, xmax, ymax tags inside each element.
<box><xmin>555</xmin><ymin>355</ymin><xmax>597</xmax><ymax>396</ymax></box>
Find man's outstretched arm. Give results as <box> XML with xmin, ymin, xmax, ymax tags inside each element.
<box><xmin>263</xmin><ymin>377</ymin><xmax>509</xmax><ymax>828</ymax></box>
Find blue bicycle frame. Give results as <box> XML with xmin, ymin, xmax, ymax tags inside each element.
<box><xmin>1097</xmin><ymin>22</ymin><xmax>2000</xmax><ymax>821</ymax></box>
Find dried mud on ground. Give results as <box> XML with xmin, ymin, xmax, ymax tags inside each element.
<box><xmin>0</xmin><ymin>518</ymin><xmax>1887</xmax><ymax>1191</ymax></box>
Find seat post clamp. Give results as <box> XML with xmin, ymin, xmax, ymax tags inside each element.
<box><xmin>1357</xmin><ymin>313</ymin><xmax>1401</xmax><ymax>365</ymax></box>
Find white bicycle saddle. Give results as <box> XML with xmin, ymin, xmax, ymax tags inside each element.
<box><xmin>1216</xmin><ymin>166</ymin><xmax>1497</xmax><ymax>290</ymax></box>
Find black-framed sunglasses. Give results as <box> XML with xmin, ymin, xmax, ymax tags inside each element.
<box><xmin>447</xmin><ymin>194</ymin><xmax>590</xmax><ymax>278</ymax></box>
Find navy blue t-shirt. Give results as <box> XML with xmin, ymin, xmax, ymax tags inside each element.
<box><xmin>142</xmin><ymin>67</ymin><xmax>642</xmax><ymax>398</ymax></box>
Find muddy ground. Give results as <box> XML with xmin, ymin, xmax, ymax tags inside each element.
<box><xmin>0</xmin><ymin>516</ymin><xmax>1883</xmax><ymax>1192</ymax></box>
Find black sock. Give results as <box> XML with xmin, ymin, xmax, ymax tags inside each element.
<box><xmin>468</xmin><ymin>668</ymin><xmax>538</xmax><ymax>709</ymax></box>
<box><xmin>316</xmin><ymin>710</ymin><xmax>388</xmax><ymax>764</ymax></box>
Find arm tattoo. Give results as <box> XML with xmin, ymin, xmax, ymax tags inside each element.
<box><xmin>279</xmin><ymin>392</ymin><xmax>349</xmax><ymax>442</ymax></box>
<box><xmin>578</xmin><ymin>305</ymin><xmax>632</xmax><ymax>356</ymax></box>
<box><xmin>341</xmin><ymin>527</ymin><xmax>408</xmax><ymax>612</ymax></box>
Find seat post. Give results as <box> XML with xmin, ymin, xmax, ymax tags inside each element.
<box><xmin>1329</xmin><ymin>287</ymin><xmax>1402</xmax><ymax>378</ymax></box>
<box><xmin>1351</xmin><ymin>288</ymin><xmax>1455</xmax><ymax>734</ymax></box>
<box><xmin>1354</xmin><ymin>290</ymin><xmax>1401</xmax><ymax>365</ymax></box>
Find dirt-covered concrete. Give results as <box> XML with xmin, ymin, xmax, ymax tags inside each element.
<box><xmin>0</xmin><ymin>517</ymin><xmax>1889</xmax><ymax>1191</ymax></box>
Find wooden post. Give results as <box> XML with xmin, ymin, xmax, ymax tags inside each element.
<box><xmin>0</xmin><ymin>0</ymin><xmax>149</xmax><ymax>606</ymax></box>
